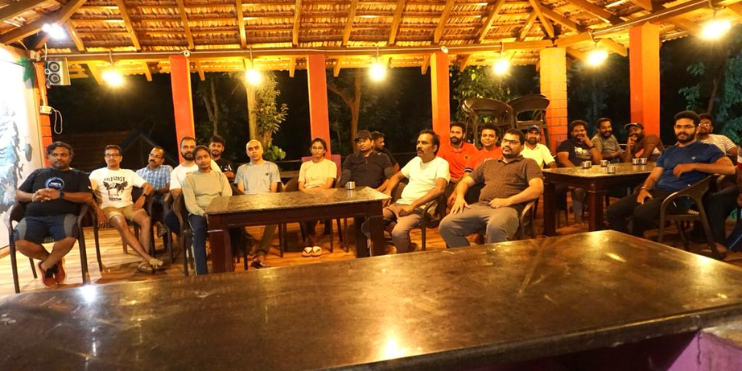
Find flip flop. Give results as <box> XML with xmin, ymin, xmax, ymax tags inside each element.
<box><xmin>302</xmin><ymin>247</ymin><xmax>313</xmax><ymax>257</ymax></box>
<box><xmin>137</xmin><ymin>262</ymin><xmax>155</xmax><ymax>274</ymax></box>
<box><xmin>311</xmin><ymin>246</ymin><xmax>322</xmax><ymax>257</ymax></box>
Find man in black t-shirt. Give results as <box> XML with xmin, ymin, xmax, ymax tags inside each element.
<box><xmin>209</xmin><ymin>134</ymin><xmax>235</xmax><ymax>181</ymax></box>
<box><xmin>555</xmin><ymin>120</ymin><xmax>601</xmax><ymax>225</ymax></box>
<box><xmin>14</xmin><ymin>141</ymin><xmax>92</xmax><ymax>288</ymax></box>
<box><xmin>371</xmin><ymin>131</ymin><xmax>400</xmax><ymax>173</ymax></box>
<box><xmin>340</xmin><ymin>130</ymin><xmax>394</xmax><ymax>192</ymax></box>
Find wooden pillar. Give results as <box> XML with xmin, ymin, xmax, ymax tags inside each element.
<box><xmin>630</xmin><ymin>23</ymin><xmax>660</xmax><ymax>136</ymax></box>
<box><xmin>430</xmin><ymin>51</ymin><xmax>451</xmax><ymax>138</ymax></box>
<box><xmin>306</xmin><ymin>54</ymin><xmax>332</xmax><ymax>155</ymax></box>
<box><xmin>34</xmin><ymin>61</ymin><xmax>52</xmax><ymax>166</ymax></box>
<box><xmin>539</xmin><ymin>47</ymin><xmax>569</xmax><ymax>150</ymax></box>
<box><xmin>169</xmin><ymin>55</ymin><xmax>195</xmax><ymax>162</ymax></box>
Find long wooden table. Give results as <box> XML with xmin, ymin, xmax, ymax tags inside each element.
<box><xmin>543</xmin><ymin>162</ymin><xmax>653</xmax><ymax>235</ymax></box>
<box><xmin>4</xmin><ymin>231</ymin><xmax>742</xmax><ymax>370</ymax></box>
<box><xmin>206</xmin><ymin>186</ymin><xmax>389</xmax><ymax>272</ymax></box>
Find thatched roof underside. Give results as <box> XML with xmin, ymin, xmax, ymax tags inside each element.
<box><xmin>1</xmin><ymin>0</ymin><xmax>740</xmax><ymax>81</ymax></box>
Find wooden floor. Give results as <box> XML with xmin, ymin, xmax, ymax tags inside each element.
<box><xmin>3</xmin><ymin>208</ymin><xmax>742</xmax><ymax>297</ymax></box>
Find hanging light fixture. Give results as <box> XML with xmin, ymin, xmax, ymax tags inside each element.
<box><xmin>244</xmin><ymin>47</ymin><xmax>262</xmax><ymax>86</ymax></box>
<box><xmin>102</xmin><ymin>51</ymin><xmax>124</xmax><ymax>87</ymax></box>
<box><xmin>492</xmin><ymin>43</ymin><xmax>510</xmax><ymax>76</ymax></box>
<box><xmin>701</xmin><ymin>0</ymin><xmax>732</xmax><ymax>40</ymax></box>
<box><xmin>586</xmin><ymin>34</ymin><xmax>608</xmax><ymax>67</ymax></box>
<box><xmin>369</xmin><ymin>47</ymin><xmax>386</xmax><ymax>81</ymax></box>
<box><xmin>42</xmin><ymin>23</ymin><xmax>66</xmax><ymax>40</ymax></box>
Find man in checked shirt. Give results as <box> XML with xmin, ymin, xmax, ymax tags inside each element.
<box><xmin>136</xmin><ymin>146</ymin><xmax>173</xmax><ymax>237</ymax></box>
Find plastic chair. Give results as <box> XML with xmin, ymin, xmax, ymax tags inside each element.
<box><xmin>508</xmin><ymin>94</ymin><xmax>550</xmax><ymax>149</ymax></box>
<box><xmin>172</xmin><ymin>193</ymin><xmax>194</xmax><ymax>276</ymax></box>
<box><xmin>461</xmin><ymin>98</ymin><xmax>515</xmax><ymax>142</ymax></box>
<box><xmin>515</xmin><ymin>200</ymin><xmax>538</xmax><ymax>240</ymax></box>
<box><xmin>390</xmin><ymin>180</ymin><xmax>446</xmax><ymax>251</ymax></box>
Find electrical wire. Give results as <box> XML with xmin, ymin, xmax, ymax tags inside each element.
<box><xmin>50</xmin><ymin>107</ymin><xmax>63</xmax><ymax>134</ymax></box>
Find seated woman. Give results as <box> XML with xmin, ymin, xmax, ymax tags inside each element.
<box><xmin>182</xmin><ymin>145</ymin><xmax>232</xmax><ymax>275</ymax></box>
<box><xmin>298</xmin><ymin>138</ymin><xmax>337</xmax><ymax>257</ymax></box>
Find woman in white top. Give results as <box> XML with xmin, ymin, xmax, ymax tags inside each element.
<box><xmin>298</xmin><ymin>138</ymin><xmax>337</xmax><ymax>257</ymax></box>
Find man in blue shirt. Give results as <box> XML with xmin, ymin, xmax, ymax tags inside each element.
<box><xmin>607</xmin><ymin>111</ymin><xmax>735</xmax><ymax>239</ymax></box>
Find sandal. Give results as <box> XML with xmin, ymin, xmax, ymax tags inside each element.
<box><xmin>149</xmin><ymin>258</ymin><xmax>164</xmax><ymax>271</ymax></box>
<box><xmin>311</xmin><ymin>246</ymin><xmax>322</xmax><ymax>257</ymax></box>
<box><xmin>302</xmin><ymin>247</ymin><xmax>313</xmax><ymax>257</ymax></box>
<box><xmin>137</xmin><ymin>262</ymin><xmax>155</xmax><ymax>274</ymax></box>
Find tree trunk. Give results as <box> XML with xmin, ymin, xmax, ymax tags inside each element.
<box><xmin>246</xmin><ymin>82</ymin><xmax>259</xmax><ymax>141</ymax></box>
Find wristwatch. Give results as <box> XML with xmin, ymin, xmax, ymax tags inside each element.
<box><xmin>58</xmin><ymin>191</ymin><xmax>65</xmax><ymax>200</ymax></box>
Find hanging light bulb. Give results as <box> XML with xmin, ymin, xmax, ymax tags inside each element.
<box><xmin>102</xmin><ymin>69</ymin><xmax>123</xmax><ymax>86</ymax></box>
<box><xmin>701</xmin><ymin>19</ymin><xmax>732</xmax><ymax>40</ymax></box>
<box><xmin>42</xmin><ymin>23</ymin><xmax>66</xmax><ymax>40</ymax></box>
<box><xmin>492</xmin><ymin>58</ymin><xmax>510</xmax><ymax>76</ymax></box>
<box><xmin>369</xmin><ymin>62</ymin><xmax>386</xmax><ymax>81</ymax></box>
<box><xmin>587</xmin><ymin>49</ymin><xmax>609</xmax><ymax>67</ymax></box>
<box><xmin>245</xmin><ymin>69</ymin><xmax>262</xmax><ymax>85</ymax></box>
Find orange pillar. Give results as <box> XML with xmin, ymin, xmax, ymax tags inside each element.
<box><xmin>539</xmin><ymin>48</ymin><xmax>569</xmax><ymax>150</ymax></box>
<box><xmin>34</xmin><ymin>62</ymin><xmax>52</xmax><ymax>166</ymax></box>
<box><xmin>630</xmin><ymin>23</ymin><xmax>660</xmax><ymax>136</ymax></box>
<box><xmin>306</xmin><ymin>54</ymin><xmax>332</xmax><ymax>155</ymax></box>
<box><xmin>430</xmin><ymin>51</ymin><xmax>451</xmax><ymax>138</ymax></box>
<box><xmin>170</xmin><ymin>55</ymin><xmax>195</xmax><ymax>162</ymax></box>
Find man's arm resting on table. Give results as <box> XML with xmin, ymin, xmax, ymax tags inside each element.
<box><xmin>556</xmin><ymin>152</ymin><xmax>574</xmax><ymax>167</ymax></box>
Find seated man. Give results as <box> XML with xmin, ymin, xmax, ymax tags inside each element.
<box><xmin>183</xmin><ymin>145</ymin><xmax>233</xmax><ymax>275</ymax></box>
<box><xmin>556</xmin><ymin>120</ymin><xmax>601</xmax><ymax>224</ymax></box>
<box><xmin>464</xmin><ymin>123</ymin><xmax>502</xmax><ymax>174</ymax></box>
<box><xmin>89</xmin><ymin>145</ymin><xmax>163</xmax><ymax>273</ymax></box>
<box><xmin>13</xmin><ymin>142</ymin><xmax>92</xmax><ymax>288</ymax></box>
<box><xmin>521</xmin><ymin>125</ymin><xmax>557</xmax><ymax>169</ymax></box>
<box><xmin>591</xmin><ymin>117</ymin><xmax>622</xmax><ymax>162</ymax></box>
<box><xmin>440</xmin><ymin>129</ymin><xmax>543</xmax><ymax>246</ymax></box>
<box><xmin>622</xmin><ymin>122</ymin><xmax>664</xmax><ymax>162</ymax></box>
<box><xmin>234</xmin><ymin>140</ymin><xmax>281</xmax><ymax>268</ymax></box>
<box><xmin>339</xmin><ymin>129</ymin><xmax>394</xmax><ymax>192</ymax></box>
<box><xmin>135</xmin><ymin>146</ymin><xmax>172</xmax><ymax>236</ymax></box>
<box><xmin>607</xmin><ymin>111</ymin><xmax>735</xmax><ymax>244</ymax></box>
<box><xmin>437</xmin><ymin>122</ymin><xmax>477</xmax><ymax>183</ymax></box>
<box><xmin>362</xmin><ymin>130</ymin><xmax>449</xmax><ymax>253</ymax></box>
<box><xmin>698</xmin><ymin>113</ymin><xmax>737</xmax><ymax>156</ymax></box>
<box><xmin>210</xmin><ymin>134</ymin><xmax>236</xmax><ymax>181</ymax></box>
<box><xmin>371</xmin><ymin>131</ymin><xmax>400</xmax><ymax>173</ymax></box>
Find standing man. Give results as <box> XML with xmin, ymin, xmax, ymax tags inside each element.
<box><xmin>697</xmin><ymin>113</ymin><xmax>738</xmax><ymax>156</ymax></box>
<box><xmin>234</xmin><ymin>140</ymin><xmax>281</xmax><ymax>268</ymax></box>
<box><xmin>362</xmin><ymin>130</ymin><xmax>449</xmax><ymax>253</ymax></box>
<box><xmin>437</xmin><ymin>122</ymin><xmax>477</xmax><ymax>183</ymax></box>
<box><xmin>136</xmin><ymin>146</ymin><xmax>172</xmax><ymax>236</ymax></box>
<box><xmin>607</xmin><ymin>111</ymin><xmax>734</xmax><ymax>252</ymax></box>
<box><xmin>440</xmin><ymin>129</ymin><xmax>543</xmax><ymax>246</ymax></box>
<box><xmin>89</xmin><ymin>145</ymin><xmax>163</xmax><ymax>273</ymax></box>
<box><xmin>521</xmin><ymin>125</ymin><xmax>557</xmax><ymax>169</ymax></box>
<box><xmin>591</xmin><ymin>118</ymin><xmax>622</xmax><ymax>162</ymax></box>
<box><xmin>371</xmin><ymin>131</ymin><xmax>400</xmax><ymax>173</ymax></box>
<box><xmin>556</xmin><ymin>120</ymin><xmax>601</xmax><ymax>224</ymax></box>
<box><xmin>623</xmin><ymin>123</ymin><xmax>664</xmax><ymax>162</ymax></box>
<box><xmin>340</xmin><ymin>130</ymin><xmax>394</xmax><ymax>192</ymax></box>
<box><xmin>182</xmin><ymin>146</ymin><xmax>233</xmax><ymax>275</ymax></box>
<box><xmin>13</xmin><ymin>142</ymin><xmax>92</xmax><ymax>288</ymax></box>
<box><xmin>209</xmin><ymin>134</ymin><xmax>235</xmax><ymax>181</ymax></box>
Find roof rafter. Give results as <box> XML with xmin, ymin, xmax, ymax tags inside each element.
<box><xmin>540</xmin><ymin>5</ymin><xmax>584</xmax><ymax>33</ymax></box>
<box><xmin>142</xmin><ymin>62</ymin><xmax>152</xmax><ymax>81</ymax></box>
<box><xmin>555</xmin><ymin>32</ymin><xmax>592</xmax><ymax>47</ymax></box>
<box><xmin>292</xmin><ymin>0</ymin><xmax>301</xmax><ymax>46</ymax></box>
<box><xmin>458</xmin><ymin>54</ymin><xmax>472</xmax><ymax>72</ymax></box>
<box><xmin>289</xmin><ymin>57</ymin><xmax>296</xmax><ymax>77</ymax></box>
<box><xmin>627</xmin><ymin>0</ymin><xmax>653</xmax><ymax>11</ymax></box>
<box><xmin>526</xmin><ymin>0</ymin><xmax>555</xmax><ymax>38</ymax></box>
<box><xmin>64</xmin><ymin>21</ymin><xmax>85</xmax><ymax>52</ymax></box>
<box><xmin>476</xmin><ymin>0</ymin><xmax>507</xmax><ymax>43</ymax></box>
<box><xmin>114</xmin><ymin>0</ymin><xmax>141</xmax><ymax>50</ymax></box>
<box><xmin>726</xmin><ymin>3</ymin><xmax>742</xmax><ymax>21</ymax></box>
<box><xmin>0</xmin><ymin>0</ymin><xmax>86</xmax><ymax>46</ymax></box>
<box><xmin>421</xmin><ymin>54</ymin><xmax>430</xmax><ymax>74</ymax></box>
<box><xmin>236</xmin><ymin>0</ymin><xmax>246</xmax><ymax>48</ymax></box>
<box><xmin>342</xmin><ymin>0</ymin><xmax>359</xmax><ymax>46</ymax></box>
<box><xmin>388</xmin><ymin>0</ymin><xmax>406</xmax><ymax>45</ymax></box>
<box><xmin>597</xmin><ymin>38</ymin><xmax>627</xmax><ymax>56</ymax></box>
<box><xmin>0</xmin><ymin>0</ymin><xmax>47</xmax><ymax>23</ymax></box>
<box><xmin>196</xmin><ymin>60</ymin><xmax>205</xmax><ymax>80</ymax></box>
<box><xmin>563</xmin><ymin>0</ymin><xmax>622</xmax><ymax>24</ymax></box>
<box><xmin>517</xmin><ymin>12</ymin><xmax>538</xmax><ymax>41</ymax></box>
<box><xmin>175</xmin><ymin>0</ymin><xmax>195</xmax><ymax>49</ymax></box>
<box><xmin>333</xmin><ymin>57</ymin><xmax>343</xmax><ymax>76</ymax></box>
<box><xmin>433</xmin><ymin>0</ymin><xmax>455</xmax><ymax>44</ymax></box>
<box><xmin>86</xmin><ymin>63</ymin><xmax>103</xmax><ymax>85</ymax></box>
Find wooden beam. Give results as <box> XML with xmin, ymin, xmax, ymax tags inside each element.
<box><xmin>458</xmin><ymin>54</ymin><xmax>472</xmax><ymax>72</ymax></box>
<box><xmin>502</xmin><ymin>39</ymin><xmax>553</xmax><ymax>51</ymax></box>
<box><xmin>669</xmin><ymin>18</ymin><xmax>702</xmax><ymax>37</ymax></box>
<box><xmin>725</xmin><ymin>3</ymin><xmax>742</xmax><ymax>21</ymax></box>
<box><xmin>388</xmin><ymin>0</ymin><xmax>406</xmax><ymax>45</ymax></box>
<box><xmin>476</xmin><ymin>0</ymin><xmax>507</xmax><ymax>43</ymax></box>
<box><xmin>142</xmin><ymin>62</ymin><xmax>153</xmax><ymax>81</ymax></box>
<box><xmin>333</xmin><ymin>57</ymin><xmax>342</xmax><ymax>76</ymax></box>
<box><xmin>555</xmin><ymin>32</ymin><xmax>592</xmax><ymax>48</ymax></box>
<box><xmin>527</xmin><ymin>0</ymin><xmax>555</xmax><ymax>38</ymax></box>
<box><xmin>196</xmin><ymin>60</ymin><xmax>205</xmax><ymax>81</ymax></box>
<box><xmin>0</xmin><ymin>0</ymin><xmax>47</xmax><ymax>23</ymax></box>
<box><xmin>114</xmin><ymin>0</ymin><xmax>141</xmax><ymax>50</ymax></box>
<box><xmin>517</xmin><ymin>12</ymin><xmax>538</xmax><ymax>42</ymax></box>
<box><xmin>539</xmin><ymin>5</ymin><xmax>583</xmax><ymax>33</ymax></box>
<box><xmin>563</xmin><ymin>0</ymin><xmax>622</xmax><ymax>24</ymax></box>
<box><xmin>597</xmin><ymin>38</ymin><xmax>627</xmax><ymax>56</ymax></box>
<box><xmin>342</xmin><ymin>0</ymin><xmax>358</xmax><ymax>46</ymax></box>
<box><xmin>175</xmin><ymin>0</ymin><xmax>195</xmax><ymax>49</ymax></box>
<box><xmin>433</xmin><ymin>0</ymin><xmax>455</xmax><ymax>44</ymax></box>
<box><xmin>87</xmin><ymin>63</ymin><xmax>103</xmax><ymax>85</ymax></box>
<box><xmin>292</xmin><ymin>0</ymin><xmax>301</xmax><ymax>46</ymax></box>
<box><xmin>0</xmin><ymin>0</ymin><xmax>86</xmax><ymax>46</ymax></box>
<box><xmin>236</xmin><ymin>0</ymin><xmax>246</xmax><ymax>48</ymax></box>
<box><xmin>289</xmin><ymin>57</ymin><xmax>296</xmax><ymax>77</ymax></box>
<box><xmin>421</xmin><ymin>54</ymin><xmax>430</xmax><ymax>74</ymax></box>
<box><xmin>627</xmin><ymin>0</ymin><xmax>652</xmax><ymax>11</ymax></box>
<box><xmin>64</xmin><ymin>21</ymin><xmax>85</xmax><ymax>52</ymax></box>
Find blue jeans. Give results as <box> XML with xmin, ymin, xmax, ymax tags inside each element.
<box><xmin>188</xmin><ymin>215</ymin><xmax>209</xmax><ymax>275</ymax></box>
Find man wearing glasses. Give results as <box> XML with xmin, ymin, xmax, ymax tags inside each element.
<box><xmin>136</xmin><ymin>146</ymin><xmax>173</xmax><ymax>237</ymax></box>
<box><xmin>697</xmin><ymin>113</ymin><xmax>738</xmax><ymax>156</ymax></box>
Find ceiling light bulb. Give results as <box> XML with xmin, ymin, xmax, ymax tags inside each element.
<box><xmin>587</xmin><ymin>49</ymin><xmax>609</xmax><ymax>67</ymax></box>
<box><xmin>245</xmin><ymin>69</ymin><xmax>262</xmax><ymax>86</ymax></box>
<box><xmin>102</xmin><ymin>69</ymin><xmax>123</xmax><ymax>86</ymax></box>
<box><xmin>369</xmin><ymin>63</ymin><xmax>386</xmax><ymax>81</ymax></box>
<box><xmin>701</xmin><ymin>19</ymin><xmax>732</xmax><ymax>40</ymax></box>
<box><xmin>42</xmin><ymin>23</ymin><xmax>66</xmax><ymax>40</ymax></box>
<box><xmin>492</xmin><ymin>58</ymin><xmax>510</xmax><ymax>76</ymax></box>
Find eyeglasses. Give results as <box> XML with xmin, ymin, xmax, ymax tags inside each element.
<box><xmin>104</xmin><ymin>154</ymin><xmax>121</xmax><ymax>158</ymax></box>
<box><xmin>699</xmin><ymin>122</ymin><xmax>711</xmax><ymax>126</ymax></box>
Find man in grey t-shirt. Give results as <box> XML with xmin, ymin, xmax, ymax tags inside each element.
<box><xmin>234</xmin><ymin>140</ymin><xmax>281</xmax><ymax>268</ymax></box>
<box><xmin>591</xmin><ymin>117</ymin><xmax>622</xmax><ymax>162</ymax></box>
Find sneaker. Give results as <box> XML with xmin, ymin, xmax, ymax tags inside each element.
<box><xmin>37</xmin><ymin>262</ymin><xmax>57</xmax><ymax>288</ymax></box>
<box><xmin>250</xmin><ymin>260</ymin><xmax>268</xmax><ymax>269</ymax></box>
<box><xmin>55</xmin><ymin>258</ymin><xmax>66</xmax><ymax>284</ymax></box>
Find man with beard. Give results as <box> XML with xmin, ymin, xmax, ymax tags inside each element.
<box><xmin>362</xmin><ymin>130</ymin><xmax>449</xmax><ymax>253</ymax></box>
<box><xmin>371</xmin><ymin>131</ymin><xmax>400</xmax><ymax>173</ymax></box>
<box><xmin>622</xmin><ymin>122</ymin><xmax>664</xmax><ymax>162</ymax></box>
<box><xmin>697</xmin><ymin>113</ymin><xmax>737</xmax><ymax>156</ymax></box>
<box><xmin>607</xmin><ymin>111</ymin><xmax>734</xmax><ymax>241</ymax></box>
<box><xmin>136</xmin><ymin>146</ymin><xmax>172</xmax><ymax>236</ymax></box>
<box><xmin>437</xmin><ymin>122</ymin><xmax>477</xmax><ymax>183</ymax></box>
<box><xmin>439</xmin><ymin>129</ymin><xmax>543</xmax><ymax>246</ymax></box>
<box><xmin>234</xmin><ymin>140</ymin><xmax>281</xmax><ymax>268</ymax></box>
<box><xmin>13</xmin><ymin>142</ymin><xmax>92</xmax><ymax>288</ymax></box>
<box><xmin>591</xmin><ymin>118</ymin><xmax>622</xmax><ymax>161</ymax></box>
<box><xmin>182</xmin><ymin>146</ymin><xmax>233</xmax><ymax>275</ymax></box>
<box><xmin>521</xmin><ymin>125</ymin><xmax>556</xmax><ymax>169</ymax></box>
<box><xmin>209</xmin><ymin>135</ymin><xmax>235</xmax><ymax>181</ymax></box>
<box><xmin>556</xmin><ymin>120</ymin><xmax>601</xmax><ymax>224</ymax></box>
<box><xmin>340</xmin><ymin>130</ymin><xmax>394</xmax><ymax>191</ymax></box>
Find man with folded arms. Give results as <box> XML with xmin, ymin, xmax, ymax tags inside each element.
<box><xmin>440</xmin><ymin>129</ymin><xmax>543</xmax><ymax>246</ymax></box>
<box><xmin>14</xmin><ymin>142</ymin><xmax>92</xmax><ymax>288</ymax></box>
<box><xmin>340</xmin><ymin>130</ymin><xmax>394</xmax><ymax>192</ymax></box>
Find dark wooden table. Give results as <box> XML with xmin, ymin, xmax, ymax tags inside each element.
<box><xmin>543</xmin><ymin>162</ymin><xmax>653</xmax><ymax>235</ymax></box>
<box><xmin>4</xmin><ymin>231</ymin><xmax>742</xmax><ymax>370</ymax></box>
<box><xmin>206</xmin><ymin>186</ymin><xmax>389</xmax><ymax>272</ymax></box>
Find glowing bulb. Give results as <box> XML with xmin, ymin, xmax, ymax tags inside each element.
<box><xmin>42</xmin><ymin>23</ymin><xmax>66</xmax><ymax>40</ymax></box>
<box><xmin>245</xmin><ymin>69</ymin><xmax>262</xmax><ymax>85</ymax></box>
<box><xmin>102</xmin><ymin>69</ymin><xmax>123</xmax><ymax>86</ymax></box>
<box><xmin>369</xmin><ymin>63</ymin><xmax>386</xmax><ymax>81</ymax></box>
<box><xmin>492</xmin><ymin>58</ymin><xmax>510</xmax><ymax>76</ymax></box>
<box><xmin>701</xmin><ymin>19</ymin><xmax>731</xmax><ymax>40</ymax></box>
<box><xmin>587</xmin><ymin>49</ymin><xmax>608</xmax><ymax>67</ymax></box>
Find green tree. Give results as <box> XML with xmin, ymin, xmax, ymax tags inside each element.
<box><xmin>249</xmin><ymin>71</ymin><xmax>289</xmax><ymax>161</ymax></box>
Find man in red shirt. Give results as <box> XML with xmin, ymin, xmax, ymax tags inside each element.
<box><xmin>465</xmin><ymin>124</ymin><xmax>502</xmax><ymax>174</ymax></box>
<box><xmin>437</xmin><ymin>122</ymin><xmax>477</xmax><ymax>183</ymax></box>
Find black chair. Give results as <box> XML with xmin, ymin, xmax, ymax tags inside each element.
<box><xmin>278</xmin><ymin>177</ymin><xmax>298</xmax><ymax>257</ymax></box>
<box><xmin>461</xmin><ymin>98</ymin><xmax>515</xmax><ymax>145</ymax></box>
<box><xmin>390</xmin><ymin>180</ymin><xmax>446</xmax><ymax>251</ymax></box>
<box><xmin>5</xmin><ymin>203</ymin><xmax>92</xmax><ymax>293</ymax></box>
<box><xmin>172</xmin><ymin>193</ymin><xmax>194</xmax><ymax>276</ymax></box>
<box><xmin>515</xmin><ymin>200</ymin><xmax>538</xmax><ymax>240</ymax></box>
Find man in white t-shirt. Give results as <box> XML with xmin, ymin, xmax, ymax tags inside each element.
<box><xmin>521</xmin><ymin>125</ymin><xmax>556</xmax><ymax>169</ymax></box>
<box><xmin>362</xmin><ymin>130</ymin><xmax>449</xmax><ymax>253</ymax></box>
<box><xmin>88</xmin><ymin>145</ymin><xmax>163</xmax><ymax>272</ymax></box>
<box><xmin>698</xmin><ymin>113</ymin><xmax>738</xmax><ymax>157</ymax></box>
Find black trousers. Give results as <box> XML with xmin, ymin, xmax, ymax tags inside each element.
<box><xmin>606</xmin><ymin>189</ymin><xmax>675</xmax><ymax>237</ymax></box>
<box><xmin>707</xmin><ymin>185</ymin><xmax>739</xmax><ymax>244</ymax></box>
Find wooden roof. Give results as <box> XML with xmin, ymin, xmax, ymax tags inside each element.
<box><xmin>1</xmin><ymin>0</ymin><xmax>740</xmax><ymax>81</ymax></box>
